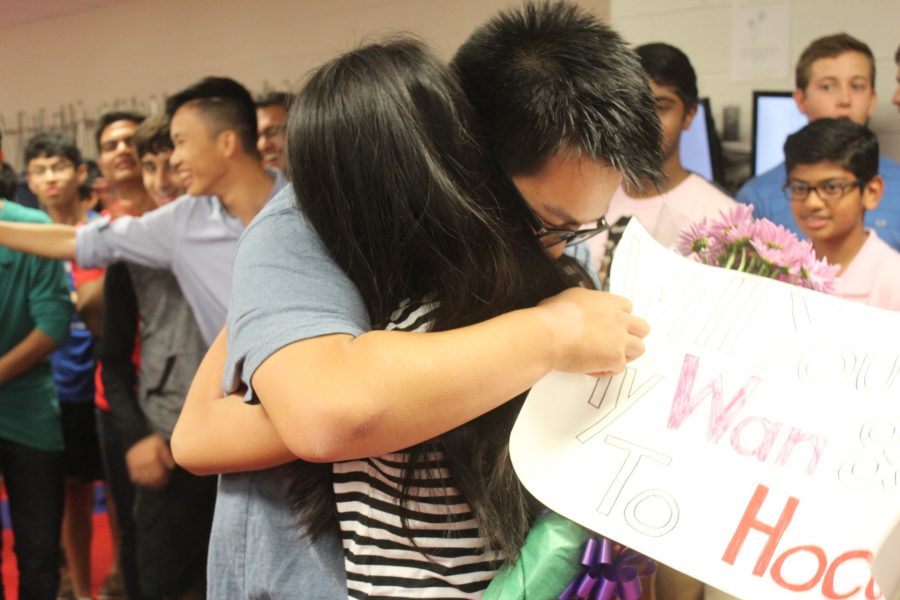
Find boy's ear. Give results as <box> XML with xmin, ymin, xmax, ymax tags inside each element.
<box><xmin>861</xmin><ymin>175</ymin><xmax>884</xmax><ymax>211</ymax></box>
<box><xmin>793</xmin><ymin>88</ymin><xmax>810</xmax><ymax>116</ymax></box>
<box><xmin>76</xmin><ymin>163</ymin><xmax>88</xmax><ymax>186</ymax></box>
<box><xmin>216</xmin><ymin>130</ymin><xmax>238</xmax><ymax>159</ymax></box>
<box><xmin>681</xmin><ymin>103</ymin><xmax>698</xmax><ymax>132</ymax></box>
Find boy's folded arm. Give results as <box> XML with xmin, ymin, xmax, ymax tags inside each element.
<box><xmin>173</xmin><ymin>289</ymin><xmax>646</xmax><ymax>472</ymax></box>
<box><xmin>171</xmin><ymin>328</ymin><xmax>295</xmax><ymax>475</ymax></box>
<box><xmin>254</xmin><ymin>289</ymin><xmax>646</xmax><ymax>463</ymax></box>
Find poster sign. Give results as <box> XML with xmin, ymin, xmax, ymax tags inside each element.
<box><xmin>511</xmin><ymin>221</ymin><xmax>900</xmax><ymax>599</ymax></box>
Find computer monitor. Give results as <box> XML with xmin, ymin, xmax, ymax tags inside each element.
<box><xmin>679</xmin><ymin>97</ymin><xmax>724</xmax><ymax>185</ymax></box>
<box><xmin>751</xmin><ymin>91</ymin><xmax>809</xmax><ymax>176</ymax></box>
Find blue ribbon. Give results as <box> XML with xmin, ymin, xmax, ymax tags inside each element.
<box><xmin>559</xmin><ymin>537</ymin><xmax>655</xmax><ymax>600</ymax></box>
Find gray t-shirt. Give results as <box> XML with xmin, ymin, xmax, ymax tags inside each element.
<box><xmin>215</xmin><ymin>186</ymin><xmax>368</xmax><ymax>599</ymax></box>
<box><xmin>216</xmin><ymin>186</ymin><xmax>598</xmax><ymax>598</ymax></box>
<box><xmin>75</xmin><ymin>170</ymin><xmax>288</xmax><ymax>345</ymax></box>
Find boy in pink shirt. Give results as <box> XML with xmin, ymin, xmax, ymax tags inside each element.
<box><xmin>785</xmin><ymin>118</ymin><xmax>900</xmax><ymax>310</ymax></box>
<box><xmin>588</xmin><ymin>43</ymin><xmax>735</xmax><ymax>287</ymax></box>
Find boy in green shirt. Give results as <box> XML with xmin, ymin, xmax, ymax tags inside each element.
<box><xmin>0</xmin><ymin>192</ymin><xmax>72</xmax><ymax>599</ymax></box>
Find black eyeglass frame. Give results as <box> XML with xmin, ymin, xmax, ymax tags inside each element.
<box><xmin>782</xmin><ymin>178</ymin><xmax>866</xmax><ymax>203</ymax></box>
<box><xmin>506</xmin><ymin>177</ymin><xmax>610</xmax><ymax>248</ymax></box>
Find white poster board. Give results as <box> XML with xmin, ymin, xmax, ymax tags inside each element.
<box><xmin>511</xmin><ymin>221</ymin><xmax>900</xmax><ymax>599</ymax></box>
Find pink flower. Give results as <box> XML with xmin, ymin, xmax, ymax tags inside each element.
<box><xmin>750</xmin><ymin>219</ymin><xmax>791</xmax><ymax>249</ymax></box>
<box><xmin>678</xmin><ymin>218</ymin><xmax>711</xmax><ymax>256</ymax></box>
<box><xmin>800</xmin><ymin>255</ymin><xmax>840</xmax><ymax>294</ymax></box>
<box><xmin>708</xmin><ymin>204</ymin><xmax>755</xmax><ymax>243</ymax></box>
<box><xmin>679</xmin><ymin>203</ymin><xmax>837</xmax><ymax>294</ymax></box>
<box><xmin>778</xmin><ymin>239</ymin><xmax>811</xmax><ymax>280</ymax></box>
<box><xmin>748</xmin><ymin>219</ymin><xmax>800</xmax><ymax>269</ymax></box>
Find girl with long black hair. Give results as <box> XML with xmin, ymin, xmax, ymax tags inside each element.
<box><xmin>285</xmin><ymin>38</ymin><xmax>579</xmax><ymax>596</ymax></box>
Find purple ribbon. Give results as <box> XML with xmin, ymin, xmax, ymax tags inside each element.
<box><xmin>559</xmin><ymin>537</ymin><xmax>655</xmax><ymax>600</ymax></box>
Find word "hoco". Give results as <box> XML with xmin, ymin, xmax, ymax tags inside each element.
<box><xmin>723</xmin><ymin>484</ymin><xmax>880</xmax><ymax>599</ymax></box>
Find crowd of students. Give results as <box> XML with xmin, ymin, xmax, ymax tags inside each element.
<box><xmin>0</xmin><ymin>3</ymin><xmax>898</xmax><ymax>600</ymax></box>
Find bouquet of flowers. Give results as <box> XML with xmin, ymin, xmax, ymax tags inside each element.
<box><xmin>678</xmin><ymin>204</ymin><xmax>838</xmax><ymax>294</ymax></box>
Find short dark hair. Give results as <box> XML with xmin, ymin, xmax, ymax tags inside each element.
<box><xmin>25</xmin><ymin>131</ymin><xmax>82</xmax><ymax>166</ymax></box>
<box><xmin>452</xmin><ymin>1</ymin><xmax>662</xmax><ymax>188</ymax></box>
<box><xmin>166</xmin><ymin>76</ymin><xmax>260</xmax><ymax>159</ymax></box>
<box><xmin>255</xmin><ymin>91</ymin><xmax>293</xmax><ymax>111</ymax></box>
<box><xmin>134</xmin><ymin>113</ymin><xmax>173</xmax><ymax>158</ymax></box>
<box><xmin>79</xmin><ymin>160</ymin><xmax>103</xmax><ymax>201</ymax></box>
<box><xmin>895</xmin><ymin>43</ymin><xmax>900</xmax><ymax>64</ymax></box>
<box><xmin>0</xmin><ymin>162</ymin><xmax>17</xmax><ymax>200</ymax></box>
<box><xmin>784</xmin><ymin>118</ymin><xmax>879</xmax><ymax>184</ymax></box>
<box><xmin>95</xmin><ymin>111</ymin><xmax>145</xmax><ymax>151</ymax></box>
<box><xmin>636</xmin><ymin>42</ymin><xmax>698</xmax><ymax>111</ymax></box>
<box><xmin>795</xmin><ymin>33</ymin><xmax>875</xmax><ymax>90</ymax></box>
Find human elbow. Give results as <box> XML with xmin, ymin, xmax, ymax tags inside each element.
<box><xmin>276</xmin><ymin>398</ymin><xmax>388</xmax><ymax>463</ymax></box>
<box><xmin>170</xmin><ymin>424</ymin><xmax>218</xmax><ymax>476</ymax></box>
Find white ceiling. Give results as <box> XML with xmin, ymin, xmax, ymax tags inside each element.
<box><xmin>0</xmin><ymin>0</ymin><xmax>129</xmax><ymax>31</ymax></box>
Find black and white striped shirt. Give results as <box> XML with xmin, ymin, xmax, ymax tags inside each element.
<box><xmin>333</xmin><ymin>300</ymin><xmax>502</xmax><ymax>599</ymax></box>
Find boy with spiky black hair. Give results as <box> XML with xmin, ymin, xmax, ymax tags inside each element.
<box><xmin>177</xmin><ymin>4</ymin><xmax>663</xmax><ymax>598</ymax></box>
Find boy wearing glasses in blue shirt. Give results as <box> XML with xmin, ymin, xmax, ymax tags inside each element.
<box><xmin>785</xmin><ymin>118</ymin><xmax>900</xmax><ymax>310</ymax></box>
<box><xmin>738</xmin><ymin>34</ymin><xmax>900</xmax><ymax>252</ymax></box>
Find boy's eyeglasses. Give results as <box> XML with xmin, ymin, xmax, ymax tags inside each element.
<box><xmin>259</xmin><ymin>124</ymin><xmax>286</xmax><ymax>140</ymax></box>
<box><xmin>28</xmin><ymin>161</ymin><xmax>75</xmax><ymax>178</ymax></box>
<box><xmin>501</xmin><ymin>166</ymin><xmax>610</xmax><ymax>248</ymax></box>
<box><xmin>783</xmin><ymin>179</ymin><xmax>864</xmax><ymax>203</ymax></box>
<box><xmin>523</xmin><ymin>203</ymin><xmax>610</xmax><ymax>248</ymax></box>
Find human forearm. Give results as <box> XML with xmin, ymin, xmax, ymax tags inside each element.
<box><xmin>175</xmin><ymin>289</ymin><xmax>646</xmax><ymax>473</ymax></box>
<box><xmin>173</xmin><ymin>391</ymin><xmax>295</xmax><ymax>475</ymax></box>
<box><xmin>0</xmin><ymin>329</ymin><xmax>59</xmax><ymax>386</ymax></box>
<box><xmin>0</xmin><ymin>221</ymin><xmax>77</xmax><ymax>260</ymax></box>
<box><xmin>256</xmin><ymin>288</ymin><xmax>646</xmax><ymax>463</ymax></box>
<box><xmin>257</xmin><ymin>313</ymin><xmax>553</xmax><ymax>463</ymax></box>
<box><xmin>171</xmin><ymin>328</ymin><xmax>295</xmax><ymax>475</ymax></box>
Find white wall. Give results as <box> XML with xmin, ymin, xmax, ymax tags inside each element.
<box><xmin>4</xmin><ymin>0</ymin><xmax>896</xmax><ymax>170</ymax></box>
<box><xmin>0</xmin><ymin>0</ymin><xmax>609</xmax><ymax>170</ymax></box>
<box><xmin>609</xmin><ymin>0</ymin><xmax>900</xmax><ymax>161</ymax></box>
